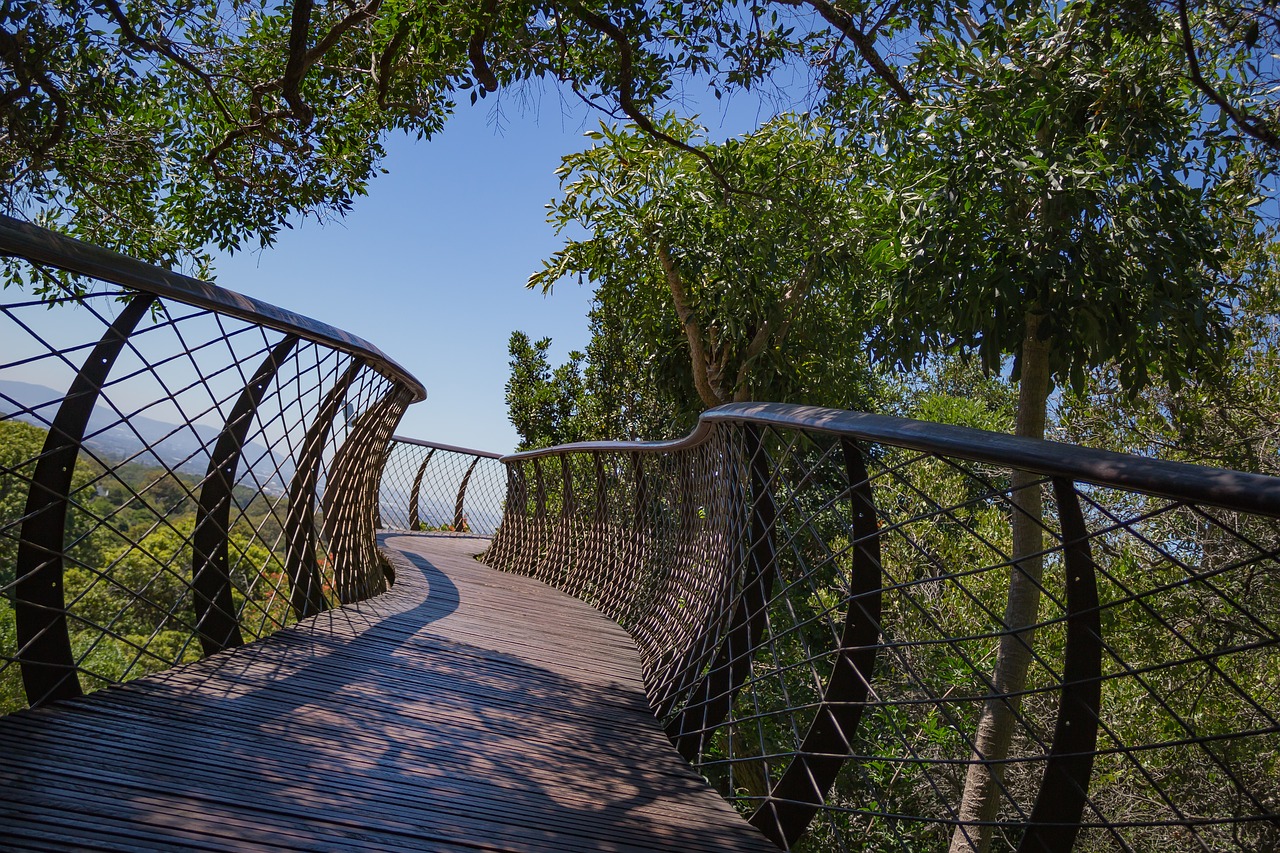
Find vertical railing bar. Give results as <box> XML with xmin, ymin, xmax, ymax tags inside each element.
<box><xmin>408</xmin><ymin>448</ymin><xmax>436</xmax><ymax>531</ymax></box>
<box><xmin>1017</xmin><ymin>478</ymin><xmax>1103</xmax><ymax>853</ymax></box>
<box><xmin>191</xmin><ymin>334</ymin><xmax>298</xmax><ymax>655</ymax></box>
<box><xmin>667</xmin><ymin>422</ymin><xmax>779</xmax><ymax>761</ymax></box>
<box><xmin>454</xmin><ymin>456</ymin><xmax>481</xmax><ymax>532</ymax></box>
<box><xmin>14</xmin><ymin>293</ymin><xmax>156</xmax><ymax>706</ymax></box>
<box><xmin>284</xmin><ymin>357</ymin><xmax>361</xmax><ymax>619</ymax></box>
<box><xmin>751</xmin><ymin>437</ymin><xmax>885</xmax><ymax>847</ymax></box>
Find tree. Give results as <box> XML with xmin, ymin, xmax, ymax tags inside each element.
<box><xmin>530</xmin><ymin>115</ymin><xmax>884</xmax><ymax>424</ymax></box>
<box><xmin>505</xmin><ymin>331</ymin><xmax>596</xmax><ymax>451</ymax></box>
<box><xmin>860</xmin><ymin>3</ymin><xmax>1262</xmax><ymax>847</ymax></box>
<box><xmin>1060</xmin><ymin>232</ymin><xmax>1280</xmax><ymax>475</ymax></box>
<box><xmin>3</xmin><ymin>0</ymin><xmax>1275</xmax><ymax>286</ymax></box>
<box><xmin>0</xmin><ymin>0</ymin><xmax>462</xmax><ymax>275</ymax></box>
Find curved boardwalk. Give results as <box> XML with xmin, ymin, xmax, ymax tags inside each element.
<box><xmin>0</xmin><ymin>533</ymin><xmax>774</xmax><ymax>852</ymax></box>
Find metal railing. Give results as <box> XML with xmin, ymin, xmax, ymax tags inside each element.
<box><xmin>5</xmin><ymin>217</ymin><xmax>1279</xmax><ymax>851</ymax></box>
<box><xmin>0</xmin><ymin>216</ymin><xmax>425</xmax><ymax>712</ymax></box>
<box><xmin>379</xmin><ymin>438</ymin><xmax>506</xmax><ymax>536</ymax></box>
<box><xmin>484</xmin><ymin>403</ymin><xmax>1280</xmax><ymax>852</ymax></box>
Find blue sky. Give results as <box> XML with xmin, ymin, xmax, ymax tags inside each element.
<box><xmin>214</xmin><ymin>92</ymin><xmax>768</xmax><ymax>454</ymax></box>
<box><xmin>215</xmin><ymin>100</ymin><xmax>601</xmax><ymax>454</ymax></box>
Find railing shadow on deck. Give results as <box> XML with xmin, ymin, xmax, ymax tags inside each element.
<box><xmin>3</xmin><ymin>535</ymin><xmax>730</xmax><ymax>851</ymax></box>
<box><xmin>3</xmin><ymin>217</ymin><xmax>1279</xmax><ymax>851</ymax></box>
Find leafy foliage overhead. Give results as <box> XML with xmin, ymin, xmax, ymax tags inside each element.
<box><xmin>4</xmin><ymin>0</ymin><xmax>1275</xmax><ymax>274</ymax></box>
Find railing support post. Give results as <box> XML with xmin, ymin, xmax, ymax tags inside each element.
<box><xmin>407</xmin><ymin>448</ymin><xmax>436</xmax><ymax>531</ymax></box>
<box><xmin>752</xmin><ymin>438</ymin><xmax>884</xmax><ymax>847</ymax></box>
<box><xmin>284</xmin><ymin>358</ymin><xmax>361</xmax><ymax>620</ymax></box>
<box><xmin>192</xmin><ymin>335</ymin><xmax>297</xmax><ymax>655</ymax></box>
<box><xmin>1016</xmin><ymin>478</ymin><xmax>1102</xmax><ymax>853</ymax></box>
<box><xmin>14</xmin><ymin>294</ymin><xmax>155</xmax><ymax>706</ymax></box>
<box><xmin>322</xmin><ymin>385</ymin><xmax>412</xmax><ymax>601</ymax></box>
<box><xmin>668</xmin><ymin>423</ymin><xmax>778</xmax><ymax>761</ymax></box>
<box><xmin>454</xmin><ymin>457</ymin><xmax>480</xmax><ymax>532</ymax></box>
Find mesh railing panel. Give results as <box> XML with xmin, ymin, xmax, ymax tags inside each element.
<box><xmin>1</xmin><ymin>218</ymin><xmax>422</xmax><ymax>712</ymax></box>
<box><xmin>484</xmin><ymin>407</ymin><xmax>1280</xmax><ymax>852</ymax></box>
<box><xmin>379</xmin><ymin>438</ymin><xmax>505</xmax><ymax>535</ymax></box>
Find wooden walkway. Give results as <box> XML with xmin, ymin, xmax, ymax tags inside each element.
<box><xmin>0</xmin><ymin>533</ymin><xmax>775</xmax><ymax>852</ymax></box>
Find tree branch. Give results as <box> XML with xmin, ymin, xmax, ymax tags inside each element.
<box><xmin>468</xmin><ymin>0</ymin><xmax>501</xmax><ymax>92</ymax></box>
<box><xmin>281</xmin><ymin>0</ymin><xmax>385</xmax><ymax>127</ymax></box>
<box><xmin>94</xmin><ymin>0</ymin><xmax>237</xmax><ymax>123</ymax></box>
<box><xmin>0</xmin><ymin>28</ymin><xmax>68</xmax><ymax>160</ymax></box>
<box><xmin>374</xmin><ymin>19</ymin><xmax>412</xmax><ymax>106</ymax></box>
<box><xmin>731</xmin><ymin>258</ymin><xmax>819</xmax><ymax>400</ymax></box>
<box><xmin>281</xmin><ymin>0</ymin><xmax>317</xmax><ymax>124</ymax></box>
<box><xmin>304</xmin><ymin>0</ymin><xmax>384</xmax><ymax>72</ymax></box>
<box><xmin>1177</xmin><ymin>0</ymin><xmax>1280</xmax><ymax>152</ymax></box>
<box><xmin>561</xmin><ymin>0</ymin><xmax>744</xmax><ymax>196</ymax></box>
<box><xmin>782</xmin><ymin>0</ymin><xmax>913</xmax><ymax>103</ymax></box>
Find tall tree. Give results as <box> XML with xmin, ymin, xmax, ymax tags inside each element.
<box><xmin>530</xmin><ymin>114</ymin><xmax>884</xmax><ymax>422</ymax></box>
<box><xmin>861</xmin><ymin>3</ymin><xmax>1262</xmax><ymax>847</ymax></box>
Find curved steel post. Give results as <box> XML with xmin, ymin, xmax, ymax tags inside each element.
<box><xmin>531</xmin><ymin>458</ymin><xmax>549</xmax><ymax>580</ymax></box>
<box><xmin>454</xmin><ymin>456</ymin><xmax>480</xmax><ymax>532</ymax></box>
<box><xmin>560</xmin><ymin>454</ymin><xmax>583</xmax><ymax>591</ymax></box>
<box><xmin>323</xmin><ymin>385</ymin><xmax>412</xmax><ymax>602</ymax></box>
<box><xmin>752</xmin><ymin>438</ymin><xmax>884</xmax><ymax>847</ymax></box>
<box><xmin>668</xmin><ymin>423</ymin><xmax>778</xmax><ymax>761</ymax></box>
<box><xmin>592</xmin><ymin>456</ymin><xmax>608</xmax><ymax>526</ymax></box>
<box><xmin>407</xmin><ymin>448</ymin><xmax>436</xmax><ymax>531</ymax></box>
<box><xmin>507</xmin><ymin>461</ymin><xmax>534</xmax><ymax>569</ymax></box>
<box><xmin>192</xmin><ymin>335</ymin><xmax>298</xmax><ymax>655</ymax></box>
<box><xmin>284</xmin><ymin>358</ymin><xmax>361</xmax><ymax>619</ymax></box>
<box><xmin>14</xmin><ymin>294</ymin><xmax>156</xmax><ymax>705</ymax></box>
<box><xmin>1017</xmin><ymin>478</ymin><xmax>1103</xmax><ymax>853</ymax></box>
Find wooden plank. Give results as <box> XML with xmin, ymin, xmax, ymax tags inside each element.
<box><xmin>0</xmin><ymin>533</ymin><xmax>776</xmax><ymax>853</ymax></box>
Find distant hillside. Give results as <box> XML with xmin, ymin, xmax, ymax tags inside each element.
<box><xmin>0</xmin><ymin>379</ymin><xmax>293</xmax><ymax>491</ymax></box>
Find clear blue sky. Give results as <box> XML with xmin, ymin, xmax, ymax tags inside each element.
<box><xmin>215</xmin><ymin>101</ymin><xmax>601</xmax><ymax>454</ymax></box>
<box><xmin>214</xmin><ymin>93</ymin><xmax>766</xmax><ymax>454</ymax></box>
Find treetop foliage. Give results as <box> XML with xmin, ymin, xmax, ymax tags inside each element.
<box><xmin>3</xmin><ymin>0</ymin><xmax>1276</xmax><ymax>276</ymax></box>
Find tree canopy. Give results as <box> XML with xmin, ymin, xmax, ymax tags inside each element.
<box><xmin>529</xmin><ymin>115</ymin><xmax>885</xmax><ymax>420</ymax></box>
<box><xmin>3</xmin><ymin>0</ymin><xmax>1276</xmax><ymax>274</ymax></box>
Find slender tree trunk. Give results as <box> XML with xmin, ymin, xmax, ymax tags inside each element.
<box><xmin>656</xmin><ymin>241</ymin><xmax>724</xmax><ymax>408</ymax></box>
<box><xmin>950</xmin><ymin>313</ymin><xmax>1051</xmax><ymax>853</ymax></box>
<box><xmin>729</xmin><ymin>727</ymin><xmax>770</xmax><ymax>800</ymax></box>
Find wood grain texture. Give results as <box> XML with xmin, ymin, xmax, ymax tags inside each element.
<box><xmin>0</xmin><ymin>533</ymin><xmax>775</xmax><ymax>852</ymax></box>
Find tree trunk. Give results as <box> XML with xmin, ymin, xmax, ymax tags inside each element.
<box><xmin>950</xmin><ymin>313</ymin><xmax>1051</xmax><ymax>853</ymax></box>
<box><xmin>656</xmin><ymin>241</ymin><xmax>724</xmax><ymax>409</ymax></box>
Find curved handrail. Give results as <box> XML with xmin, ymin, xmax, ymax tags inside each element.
<box><xmin>505</xmin><ymin>402</ymin><xmax>1280</xmax><ymax>518</ymax></box>
<box><xmin>0</xmin><ymin>219</ymin><xmax>425</xmax><ymax>710</ymax></box>
<box><xmin>379</xmin><ymin>437</ymin><xmax>506</xmax><ymax>536</ymax></box>
<box><xmin>487</xmin><ymin>403</ymin><xmax>1280</xmax><ymax>850</ymax></box>
<box><xmin>0</xmin><ymin>214</ymin><xmax>425</xmax><ymax>403</ymax></box>
<box><xmin>391</xmin><ymin>435</ymin><xmax>503</xmax><ymax>459</ymax></box>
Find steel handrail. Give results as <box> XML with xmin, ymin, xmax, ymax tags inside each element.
<box><xmin>390</xmin><ymin>435</ymin><xmax>503</xmax><ymax>459</ymax></box>
<box><xmin>0</xmin><ymin>214</ymin><xmax>425</xmax><ymax>403</ymax></box>
<box><xmin>503</xmin><ymin>401</ymin><xmax>1280</xmax><ymax>517</ymax></box>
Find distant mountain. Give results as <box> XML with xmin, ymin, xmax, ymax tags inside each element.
<box><xmin>0</xmin><ymin>379</ymin><xmax>293</xmax><ymax>491</ymax></box>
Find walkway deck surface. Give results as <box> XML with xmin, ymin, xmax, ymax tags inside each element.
<box><xmin>0</xmin><ymin>533</ymin><xmax>774</xmax><ymax>852</ymax></box>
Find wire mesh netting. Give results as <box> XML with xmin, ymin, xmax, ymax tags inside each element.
<box><xmin>379</xmin><ymin>438</ymin><xmax>506</xmax><ymax>536</ymax></box>
<box><xmin>484</xmin><ymin>417</ymin><xmax>1280</xmax><ymax>852</ymax></box>
<box><xmin>1</xmin><ymin>237</ymin><xmax>420</xmax><ymax>712</ymax></box>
